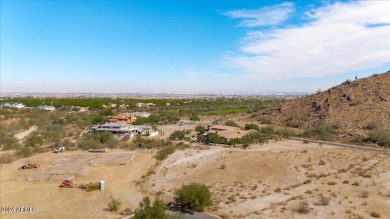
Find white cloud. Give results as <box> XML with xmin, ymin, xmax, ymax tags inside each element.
<box><xmin>224</xmin><ymin>1</ymin><xmax>390</xmax><ymax>81</ymax></box>
<box><xmin>223</xmin><ymin>2</ymin><xmax>294</xmax><ymax>27</ymax></box>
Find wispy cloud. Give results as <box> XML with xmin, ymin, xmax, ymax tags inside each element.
<box><xmin>223</xmin><ymin>1</ymin><xmax>390</xmax><ymax>81</ymax></box>
<box><xmin>223</xmin><ymin>2</ymin><xmax>294</xmax><ymax>27</ymax></box>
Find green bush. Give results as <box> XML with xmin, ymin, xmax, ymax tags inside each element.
<box><xmin>301</xmin><ymin>125</ymin><xmax>335</xmax><ymax>141</ymax></box>
<box><xmin>259</xmin><ymin>126</ymin><xmax>276</xmax><ymax>135</ymax></box>
<box><xmin>0</xmin><ymin>130</ymin><xmax>19</xmax><ymax>150</ymax></box>
<box><xmin>224</xmin><ymin>120</ymin><xmax>240</xmax><ymax>128</ymax></box>
<box><xmin>24</xmin><ymin>134</ymin><xmax>43</xmax><ymax>147</ymax></box>
<box><xmin>276</xmin><ymin>128</ymin><xmax>297</xmax><ymax>138</ymax></box>
<box><xmin>170</xmin><ymin>130</ymin><xmax>186</xmax><ymax>140</ymax></box>
<box><xmin>155</xmin><ymin>145</ymin><xmax>176</xmax><ymax>160</ymax></box>
<box><xmin>133</xmin><ymin>197</ymin><xmax>169</xmax><ymax>219</ymax></box>
<box><xmin>78</xmin><ymin>138</ymin><xmax>102</xmax><ymax>150</ymax></box>
<box><xmin>368</xmin><ymin>129</ymin><xmax>390</xmax><ymax>147</ymax></box>
<box><xmin>244</xmin><ymin>123</ymin><xmax>260</xmax><ymax>131</ymax></box>
<box><xmin>195</xmin><ymin>125</ymin><xmax>206</xmax><ymax>133</ymax></box>
<box><xmin>99</xmin><ymin>131</ymin><xmax>114</xmax><ymax>144</ymax></box>
<box><xmin>204</xmin><ymin>133</ymin><xmax>227</xmax><ymax>144</ymax></box>
<box><xmin>189</xmin><ymin>114</ymin><xmax>200</xmax><ymax>121</ymax></box>
<box><xmin>175</xmin><ymin>183</ymin><xmax>212</xmax><ymax>210</ymax></box>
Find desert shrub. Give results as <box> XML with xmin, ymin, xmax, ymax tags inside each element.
<box><xmin>303</xmin><ymin>179</ymin><xmax>312</xmax><ymax>184</ymax></box>
<box><xmin>244</xmin><ymin>123</ymin><xmax>260</xmax><ymax>131</ymax></box>
<box><xmin>133</xmin><ymin>197</ymin><xmax>169</xmax><ymax>219</ymax></box>
<box><xmin>347</xmin><ymin>137</ymin><xmax>366</xmax><ymax>146</ymax></box>
<box><xmin>367</xmin><ymin>129</ymin><xmax>390</xmax><ymax>147</ymax></box>
<box><xmin>219</xmin><ymin>164</ymin><xmax>226</xmax><ymax>169</ymax></box>
<box><xmin>276</xmin><ymin>128</ymin><xmax>297</xmax><ymax>138</ymax></box>
<box><xmin>176</xmin><ymin>142</ymin><xmax>189</xmax><ymax>150</ymax></box>
<box><xmin>204</xmin><ymin>133</ymin><xmax>227</xmax><ymax>144</ymax></box>
<box><xmin>301</xmin><ymin>125</ymin><xmax>335</xmax><ymax>141</ymax></box>
<box><xmin>370</xmin><ymin>211</ymin><xmax>381</xmax><ymax>217</ymax></box>
<box><xmin>175</xmin><ymin>183</ymin><xmax>212</xmax><ymax>210</ymax></box>
<box><xmin>352</xmin><ymin>181</ymin><xmax>360</xmax><ymax>186</ymax></box>
<box><xmin>361</xmin><ymin>191</ymin><xmax>369</xmax><ymax>198</ymax></box>
<box><xmin>78</xmin><ymin>182</ymin><xmax>100</xmax><ymax>192</ymax></box>
<box><xmin>132</xmin><ymin>136</ymin><xmax>171</xmax><ymax>149</ymax></box>
<box><xmin>189</xmin><ymin>114</ymin><xmax>200</xmax><ymax>122</ymax></box>
<box><xmin>224</xmin><ymin>120</ymin><xmax>240</xmax><ymax>128</ymax></box>
<box><xmin>365</xmin><ymin>121</ymin><xmax>379</xmax><ymax>130</ymax></box>
<box><xmin>77</xmin><ymin>138</ymin><xmax>102</xmax><ymax>150</ymax></box>
<box><xmin>107</xmin><ymin>198</ymin><xmax>121</xmax><ymax>212</ymax></box>
<box><xmin>316</xmin><ymin>195</ymin><xmax>330</xmax><ymax>206</ymax></box>
<box><xmin>0</xmin><ymin>131</ymin><xmax>19</xmax><ymax>150</ymax></box>
<box><xmin>257</xmin><ymin>116</ymin><xmax>272</xmax><ymax>124</ymax></box>
<box><xmin>259</xmin><ymin>126</ymin><xmax>276</xmax><ymax>136</ymax></box>
<box><xmin>327</xmin><ymin>181</ymin><xmax>337</xmax><ymax>185</ymax></box>
<box><xmin>99</xmin><ymin>131</ymin><xmax>114</xmax><ymax>144</ymax></box>
<box><xmin>105</xmin><ymin>138</ymin><xmax>119</xmax><ymax>148</ymax></box>
<box><xmin>295</xmin><ymin>201</ymin><xmax>310</xmax><ymax>214</ymax></box>
<box><xmin>195</xmin><ymin>125</ymin><xmax>206</xmax><ymax>133</ymax></box>
<box><xmin>170</xmin><ymin>130</ymin><xmax>186</xmax><ymax>140</ymax></box>
<box><xmin>155</xmin><ymin>145</ymin><xmax>176</xmax><ymax>160</ymax></box>
<box><xmin>285</xmin><ymin>119</ymin><xmax>302</xmax><ymax>128</ymax></box>
<box><xmin>24</xmin><ymin>133</ymin><xmax>43</xmax><ymax>147</ymax></box>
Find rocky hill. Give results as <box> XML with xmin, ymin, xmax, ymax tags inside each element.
<box><xmin>262</xmin><ymin>71</ymin><xmax>390</xmax><ymax>137</ymax></box>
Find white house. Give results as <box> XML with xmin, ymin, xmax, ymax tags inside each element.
<box><xmin>91</xmin><ymin>122</ymin><xmax>158</xmax><ymax>137</ymax></box>
<box><xmin>37</xmin><ymin>105</ymin><xmax>56</xmax><ymax>111</ymax></box>
<box><xmin>124</xmin><ymin>112</ymin><xmax>151</xmax><ymax>118</ymax></box>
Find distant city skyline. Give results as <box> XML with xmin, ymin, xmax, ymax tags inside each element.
<box><xmin>1</xmin><ymin>0</ymin><xmax>389</xmax><ymax>93</ymax></box>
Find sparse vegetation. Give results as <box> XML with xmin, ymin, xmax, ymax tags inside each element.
<box><xmin>78</xmin><ymin>182</ymin><xmax>100</xmax><ymax>192</ymax></box>
<box><xmin>302</xmin><ymin>125</ymin><xmax>336</xmax><ymax>141</ymax></box>
<box><xmin>155</xmin><ymin>145</ymin><xmax>176</xmax><ymax>160</ymax></box>
<box><xmin>295</xmin><ymin>201</ymin><xmax>310</xmax><ymax>214</ymax></box>
<box><xmin>107</xmin><ymin>198</ymin><xmax>121</xmax><ymax>212</ymax></box>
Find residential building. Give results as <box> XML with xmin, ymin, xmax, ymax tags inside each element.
<box><xmin>107</xmin><ymin>114</ymin><xmax>137</xmax><ymax>124</ymax></box>
<box><xmin>37</xmin><ymin>105</ymin><xmax>56</xmax><ymax>111</ymax></box>
<box><xmin>91</xmin><ymin>122</ymin><xmax>158</xmax><ymax>137</ymax></box>
<box><xmin>124</xmin><ymin>111</ymin><xmax>151</xmax><ymax>118</ymax></box>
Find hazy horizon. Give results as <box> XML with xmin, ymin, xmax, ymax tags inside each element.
<box><xmin>1</xmin><ymin>1</ymin><xmax>390</xmax><ymax>93</ymax></box>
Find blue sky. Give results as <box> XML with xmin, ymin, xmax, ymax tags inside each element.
<box><xmin>1</xmin><ymin>0</ymin><xmax>389</xmax><ymax>93</ymax></box>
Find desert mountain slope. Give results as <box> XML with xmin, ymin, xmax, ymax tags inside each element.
<box><xmin>263</xmin><ymin>72</ymin><xmax>390</xmax><ymax>137</ymax></box>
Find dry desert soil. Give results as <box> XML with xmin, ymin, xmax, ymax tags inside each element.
<box><xmin>1</xmin><ymin>140</ymin><xmax>389</xmax><ymax>219</ymax></box>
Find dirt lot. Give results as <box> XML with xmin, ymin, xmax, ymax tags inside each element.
<box><xmin>1</xmin><ymin>139</ymin><xmax>389</xmax><ymax>219</ymax></box>
<box><xmin>0</xmin><ymin>150</ymin><xmax>156</xmax><ymax>219</ymax></box>
<box><xmin>145</xmin><ymin>140</ymin><xmax>390</xmax><ymax>219</ymax></box>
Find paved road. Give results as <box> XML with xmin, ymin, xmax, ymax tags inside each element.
<box><xmin>121</xmin><ymin>211</ymin><xmax>220</xmax><ymax>219</ymax></box>
<box><xmin>290</xmin><ymin>137</ymin><xmax>390</xmax><ymax>154</ymax></box>
<box><xmin>168</xmin><ymin>211</ymin><xmax>220</xmax><ymax>219</ymax></box>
